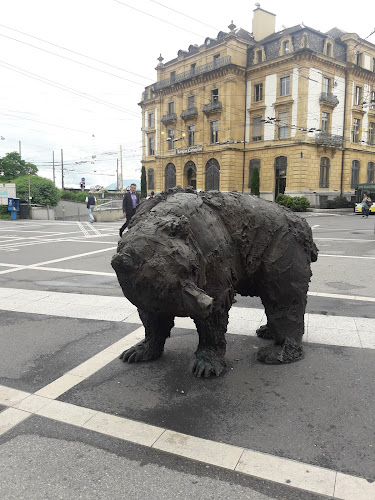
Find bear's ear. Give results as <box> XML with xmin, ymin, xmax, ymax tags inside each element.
<box><xmin>161</xmin><ymin>215</ymin><xmax>190</xmax><ymax>239</ymax></box>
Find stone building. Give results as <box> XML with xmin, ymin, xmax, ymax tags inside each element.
<box><xmin>139</xmin><ymin>5</ymin><xmax>375</xmax><ymax>206</ymax></box>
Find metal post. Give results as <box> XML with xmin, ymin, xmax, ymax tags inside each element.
<box><xmin>18</xmin><ymin>140</ymin><xmax>21</xmax><ymax>157</ymax></box>
<box><xmin>116</xmin><ymin>158</ymin><xmax>119</xmax><ymax>191</ymax></box>
<box><xmin>120</xmin><ymin>145</ymin><xmax>123</xmax><ymax>192</ymax></box>
<box><xmin>52</xmin><ymin>151</ymin><xmax>56</xmax><ymax>185</ymax></box>
<box><xmin>61</xmin><ymin>149</ymin><xmax>64</xmax><ymax>190</ymax></box>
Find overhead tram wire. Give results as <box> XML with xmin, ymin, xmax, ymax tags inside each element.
<box><xmin>0</xmin><ymin>24</ymin><xmax>153</xmax><ymax>83</ymax></box>
<box><xmin>0</xmin><ymin>33</ymin><xmax>146</xmax><ymax>86</ymax></box>
<box><xmin>0</xmin><ymin>60</ymin><xmax>141</xmax><ymax>117</ymax></box>
<box><xmin>149</xmin><ymin>1</ymin><xmax>220</xmax><ymax>32</ymax></box>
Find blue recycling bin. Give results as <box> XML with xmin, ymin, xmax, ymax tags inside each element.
<box><xmin>8</xmin><ymin>197</ymin><xmax>20</xmax><ymax>220</ymax></box>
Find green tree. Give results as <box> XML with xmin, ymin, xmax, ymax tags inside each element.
<box><xmin>140</xmin><ymin>165</ymin><xmax>147</xmax><ymax>198</ymax></box>
<box><xmin>15</xmin><ymin>175</ymin><xmax>61</xmax><ymax>206</ymax></box>
<box><xmin>250</xmin><ymin>166</ymin><xmax>260</xmax><ymax>196</ymax></box>
<box><xmin>0</xmin><ymin>152</ymin><xmax>38</xmax><ymax>181</ymax></box>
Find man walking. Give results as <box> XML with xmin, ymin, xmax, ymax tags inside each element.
<box><xmin>119</xmin><ymin>183</ymin><xmax>140</xmax><ymax>237</ymax></box>
<box><xmin>85</xmin><ymin>191</ymin><xmax>97</xmax><ymax>223</ymax></box>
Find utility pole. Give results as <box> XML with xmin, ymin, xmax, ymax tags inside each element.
<box><xmin>18</xmin><ymin>140</ymin><xmax>21</xmax><ymax>158</ymax></box>
<box><xmin>61</xmin><ymin>148</ymin><xmax>64</xmax><ymax>190</ymax></box>
<box><xmin>52</xmin><ymin>151</ymin><xmax>56</xmax><ymax>185</ymax></box>
<box><xmin>116</xmin><ymin>158</ymin><xmax>119</xmax><ymax>191</ymax></box>
<box><xmin>120</xmin><ymin>145</ymin><xmax>123</xmax><ymax>193</ymax></box>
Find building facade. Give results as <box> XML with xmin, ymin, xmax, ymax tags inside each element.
<box><xmin>139</xmin><ymin>6</ymin><xmax>375</xmax><ymax>207</ymax></box>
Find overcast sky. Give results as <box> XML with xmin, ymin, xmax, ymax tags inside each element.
<box><xmin>1</xmin><ymin>0</ymin><xmax>374</xmax><ymax>189</ymax></box>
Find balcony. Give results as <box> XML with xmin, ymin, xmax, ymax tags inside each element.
<box><xmin>315</xmin><ymin>132</ymin><xmax>343</xmax><ymax>148</ymax></box>
<box><xmin>319</xmin><ymin>92</ymin><xmax>339</xmax><ymax>107</ymax></box>
<box><xmin>152</xmin><ymin>56</ymin><xmax>232</xmax><ymax>91</ymax></box>
<box><xmin>180</xmin><ymin>107</ymin><xmax>198</xmax><ymax>120</ymax></box>
<box><xmin>161</xmin><ymin>113</ymin><xmax>177</xmax><ymax>125</ymax></box>
<box><xmin>202</xmin><ymin>101</ymin><xmax>222</xmax><ymax>116</ymax></box>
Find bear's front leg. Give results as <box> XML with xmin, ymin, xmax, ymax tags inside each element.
<box><xmin>120</xmin><ymin>309</ymin><xmax>174</xmax><ymax>363</ymax></box>
<box><xmin>192</xmin><ymin>307</ymin><xmax>228</xmax><ymax>377</ymax></box>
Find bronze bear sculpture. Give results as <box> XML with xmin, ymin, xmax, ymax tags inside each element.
<box><xmin>111</xmin><ymin>188</ymin><xmax>318</xmax><ymax>377</ymax></box>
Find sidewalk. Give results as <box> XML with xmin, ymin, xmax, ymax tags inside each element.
<box><xmin>0</xmin><ymin>287</ymin><xmax>374</xmax><ymax>499</ymax></box>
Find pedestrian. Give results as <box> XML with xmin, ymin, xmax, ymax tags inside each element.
<box><xmin>119</xmin><ymin>183</ymin><xmax>140</xmax><ymax>237</ymax></box>
<box><xmin>361</xmin><ymin>192</ymin><xmax>371</xmax><ymax>218</ymax></box>
<box><xmin>85</xmin><ymin>191</ymin><xmax>97</xmax><ymax>223</ymax></box>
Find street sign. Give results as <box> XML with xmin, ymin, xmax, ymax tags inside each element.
<box><xmin>81</xmin><ymin>177</ymin><xmax>85</xmax><ymax>182</ymax></box>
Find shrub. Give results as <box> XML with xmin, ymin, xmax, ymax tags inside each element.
<box><xmin>321</xmin><ymin>196</ymin><xmax>355</xmax><ymax>209</ymax></box>
<box><xmin>15</xmin><ymin>175</ymin><xmax>61</xmax><ymax>207</ymax></box>
<box><xmin>276</xmin><ymin>194</ymin><xmax>310</xmax><ymax>212</ymax></box>
<box><xmin>60</xmin><ymin>190</ymin><xmax>87</xmax><ymax>202</ymax></box>
<box><xmin>0</xmin><ymin>205</ymin><xmax>10</xmax><ymax>219</ymax></box>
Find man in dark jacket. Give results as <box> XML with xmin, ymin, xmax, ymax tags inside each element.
<box><xmin>119</xmin><ymin>183</ymin><xmax>140</xmax><ymax>236</ymax></box>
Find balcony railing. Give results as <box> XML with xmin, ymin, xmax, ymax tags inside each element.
<box><xmin>161</xmin><ymin>112</ymin><xmax>177</xmax><ymax>125</ymax></box>
<box><xmin>319</xmin><ymin>92</ymin><xmax>339</xmax><ymax>107</ymax></box>
<box><xmin>315</xmin><ymin>132</ymin><xmax>343</xmax><ymax>148</ymax></box>
<box><xmin>180</xmin><ymin>107</ymin><xmax>198</xmax><ymax>120</ymax></box>
<box><xmin>153</xmin><ymin>56</ymin><xmax>232</xmax><ymax>91</ymax></box>
<box><xmin>202</xmin><ymin>101</ymin><xmax>222</xmax><ymax>115</ymax></box>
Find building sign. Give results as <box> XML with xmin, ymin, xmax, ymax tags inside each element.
<box><xmin>175</xmin><ymin>146</ymin><xmax>203</xmax><ymax>155</ymax></box>
<box><xmin>0</xmin><ymin>183</ymin><xmax>16</xmax><ymax>205</ymax></box>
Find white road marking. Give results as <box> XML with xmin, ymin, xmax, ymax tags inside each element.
<box><xmin>314</xmin><ymin>237</ymin><xmax>375</xmax><ymax>242</ymax></box>
<box><xmin>77</xmin><ymin>221</ymin><xmax>90</xmax><ymax>237</ymax></box>
<box><xmin>319</xmin><ymin>254</ymin><xmax>375</xmax><ymax>259</ymax></box>
<box><xmin>35</xmin><ymin>266</ymin><xmax>115</xmax><ymax>276</ymax></box>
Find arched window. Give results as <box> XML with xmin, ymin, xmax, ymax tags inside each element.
<box><xmin>184</xmin><ymin>161</ymin><xmax>197</xmax><ymax>189</ymax></box>
<box><xmin>147</xmin><ymin>168</ymin><xmax>154</xmax><ymax>190</ymax></box>
<box><xmin>319</xmin><ymin>157</ymin><xmax>330</xmax><ymax>188</ymax></box>
<box><xmin>205</xmin><ymin>158</ymin><xmax>220</xmax><ymax>191</ymax></box>
<box><xmin>351</xmin><ymin>160</ymin><xmax>360</xmax><ymax>188</ymax></box>
<box><xmin>248</xmin><ymin>159</ymin><xmax>261</xmax><ymax>188</ymax></box>
<box><xmin>165</xmin><ymin>163</ymin><xmax>176</xmax><ymax>190</ymax></box>
<box><xmin>274</xmin><ymin>156</ymin><xmax>287</xmax><ymax>197</ymax></box>
<box><xmin>367</xmin><ymin>162</ymin><xmax>374</xmax><ymax>183</ymax></box>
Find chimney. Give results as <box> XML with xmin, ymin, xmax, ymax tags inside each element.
<box><xmin>252</xmin><ymin>3</ymin><xmax>276</xmax><ymax>42</ymax></box>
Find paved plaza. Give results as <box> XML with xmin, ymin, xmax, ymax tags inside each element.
<box><xmin>0</xmin><ymin>214</ymin><xmax>374</xmax><ymax>499</ymax></box>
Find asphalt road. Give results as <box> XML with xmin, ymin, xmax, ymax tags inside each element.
<box><xmin>0</xmin><ymin>213</ymin><xmax>374</xmax><ymax>499</ymax></box>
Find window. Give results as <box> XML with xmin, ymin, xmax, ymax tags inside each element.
<box><xmin>148</xmin><ymin>113</ymin><xmax>155</xmax><ymax>128</ymax></box>
<box><xmin>165</xmin><ymin>163</ymin><xmax>176</xmax><ymax>190</ymax></box>
<box><xmin>170</xmin><ymin>71</ymin><xmax>176</xmax><ymax>83</ymax></box>
<box><xmin>248</xmin><ymin>158</ymin><xmax>261</xmax><ymax>188</ymax></box>
<box><xmin>321</xmin><ymin>112</ymin><xmax>330</xmax><ymax>133</ymax></box>
<box><xmin>188</xmin><ymin>124</ymin><xmax>195</xmax><ymax>146</ymax></box>
<box><xmin>371</xmin><ymin>91</ymin><xmax>375</xmax><ymax>110</ymax></box>
<box><xmin>210</xmin><ymin>120</ymin><xmax>219</xmax><ymax>143</ymax></box>
<box><xmin>205</xmin><ymin>158</ymin><xmax>220</xmax><ymax>191</ymax></box>
<box><xmin>369</xmin><ymin>122</ymin><xmax>375</xmax><ymax>145</ymax></box>
<box><xmin>355</xmin><ymin>86</ymin><xmax>362</xmax><ymax>106</ymax></box>
<box><xmin>352</xmin><ymin>118</ymin><xmax>360</xmax><ymax>143</ymax></box>
<box><xmin>278</xmin><ymin>110</ymin><xmax>289</xmax><ymax>138</ymax></box>
<box><xmin>373</xmin><ymin>58</ymin><xmax>375</xmax><ymax>72</ymax></box>
<box><xmin>148</xmin><ymin>136</ymin><xmax>155</xmax><ymax>156</ymax></box>
<box><xmin>252</xmin><ymin>115</ymin><xmax>262</xmax><ymax>141</ymax></box>
<box><xmin>326</xmin><ymin>43</ymin><xmax>332</xmax><ymax>57</ymax></box>
<box><xmin>356</xmin><ymin>52</ymin><xmax>362</xmax><ymax>66</ymax></box>
<box><xmin>213</xmin><ymin>54</ymin><xmax>220</xmax><ymax>68</ymax></box>
<box><xmin>168</xmin><ymin>101</ymin><xmax>175</xmax><ymax>114</ymax></box>
<box><xmin>351</xmin><ymin>160</ymin><xmax>360</xmax><ymax>188</ymax></box>
<box><xmin>367</xmin><ymin>162</ymin><xmax>374</xmax><ymax>183</ymax></box>
<box><xmin>280</xmin><ymin>76</ymin><xmax>290</xmax><ymax>96</ymax></box>
<box><xmin>323</xmin><ymin>77</ymin><xmax>331</xmax><ymax>94</ymax></box>
<box><xmin>254</xmin><ymin>83</ymin><xmax>263</xmax><ymax>102</ymax></box>
<box><xmin>256</xmin><ymin>50</ymin><xmax>262</xmax><ymax>63</ymax></box>
<box><xmin>190</xmin><ymin>63</ymin><xmax>196</xmax><ymax>75</ymax></box>
<box><xmin>283</xmin><ymin>41</ymin><xmax>290</xmax><ymax>54</ymax></box>
<box><xmin>319</xmin><ymin>157</ymin><xmax>330</xmax><ymax>188</ymax></box>
<box><xmin>188</xmin><ymin>95</ymin><xmax>195</xmax><ymax>108</ymax></box>
<box><xmin>168</xmin><ymin>129</ymin><xmax>174</xmax><ymax>150</ymax></box>
<box><xmin>148</xmin><ymin>168</ymin><xmax>154</xmax><ymax>190</ymax></box>
<box><xmin>211</xmin><ymin>88</ymin><xmax>219</xmax><ymax>103</ymax></box>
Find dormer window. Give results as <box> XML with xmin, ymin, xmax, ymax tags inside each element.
<box><xmin>283</xmin><ymin>41</ymin><xmax>290</xmax><ymax>54</ymax></box>
<box><xmin>256</xmin><ymin>50</ymin><xmax>262</xmax><ymax>63</ymax></box>
<box><xmin>356</xmin><ymin>52</ymin><xmax>363</xmax><ymax>66</ymax></box>
<box><xmin>326</xmin><ymin>43</ymin><xmax>332</xmax><ymax>57</ymax></box>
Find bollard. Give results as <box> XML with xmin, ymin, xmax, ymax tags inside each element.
<box><xmin>62</xmin><ymin>205</ymin><xmax>65</xmax><ymax>221</ymax></box>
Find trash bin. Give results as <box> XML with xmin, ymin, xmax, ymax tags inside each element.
<box><xmin>19</xmin><ymin>202</ymin><xmax>30</xmax><ymax>219</ymax></box>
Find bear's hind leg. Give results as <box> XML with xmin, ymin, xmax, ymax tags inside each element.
<box><xmin>120</xmin><ymin>309</ymin><xmax>174</xmax><ymax>363</ymax></box>
<box><xmin>192</xmin><ymin>306</ymin><xmax>228</xmax><ymax>377</ymax></box>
